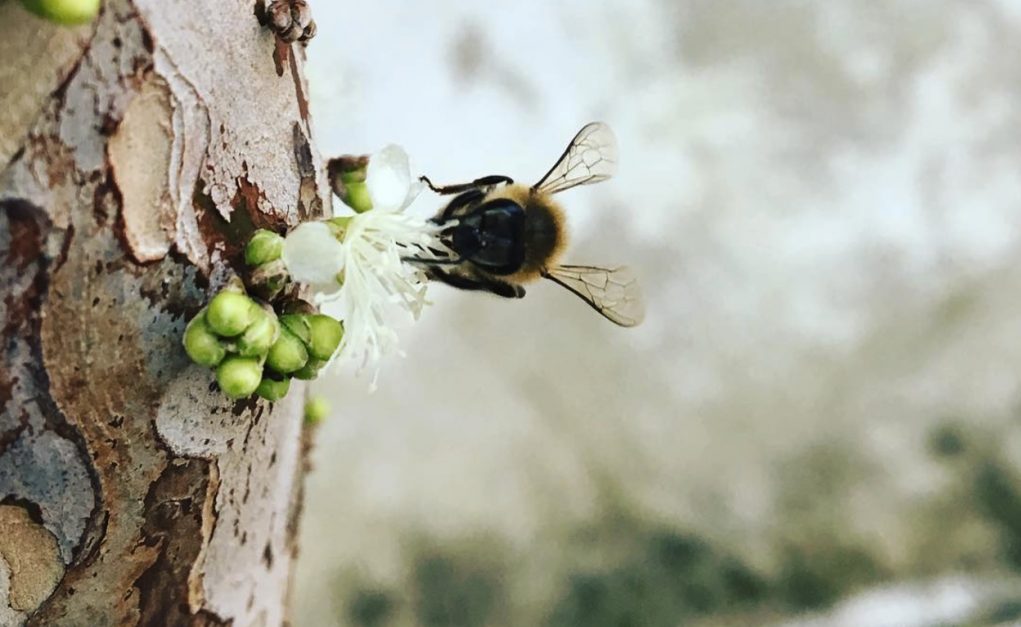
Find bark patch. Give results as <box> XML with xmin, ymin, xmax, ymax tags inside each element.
<box><xmin>0</xmin><ymin>3</ymin><xmax>91</xmax><ymax>167</ymax></box>
<box><xmin>109</xmin><ymin>76</ymin><xmax>177</xmax><ymax>263</ymax></box>
<box><xmin>0</xmin><ymin>504</ymin><xmax>64</xmax><ymax>613</ymax></box>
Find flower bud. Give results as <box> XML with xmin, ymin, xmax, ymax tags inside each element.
<box><xmin>20</xmin><ymin>0</ymin><xmax>100</xmax><ymax>25</ymax></box>
<box><xmin>279</xmin><ymin>313</ymin><xmax>312</xmax><ymax>345</ymax></box>
<box><xmin>206</xmin><ymin>291</ymin><xmax>257</xmax><ymax>337</ymax></box>
<box><xmin>248</xmin><ymin>259</ymin><xmax>289</xmax><ymax>301</ymax></box>
<box><xmin>237</xmin><ymin>307</ymin><xmax>280</xmax><ymax>357</ymax></box>
<box><xmin>216</xmin><ymin>356</ymin><xmax>262</xmax><ymax>400</ymax></box>
<box><xmin>256</xmin><ymin>375</ymin><xmax>291</xmax><ymax>402</ymax></box>
<box><xmin>291</xmin><ymin>358</ymin><xmax>324</xmax><ymax>381</ymax></box>
<box><xmin>343</xmin><ymin>182</ymin><xmax>373</xmax><ymax>214</ymax></box>
<box><xmin>266</xmin><ymin>327</ymin><xmax>309</xmax><ymax>374</ymax></box>
<box><xmin>245</xmin><ymin>229</ymin><xmax>285</xmax><ymax>267</ymax></box>
<box><xmin>327</xmin><ymin>155</ymin><xmax>373</xmax><ymax>213</ymax></box>
<box><xmin>307</xmin><ymin>314</ymin><xmax>343</xmax><ymax>361</ymax></box>
<box><xmin>183</xmin><ymin>310</ymin><xmax>227</xmax><ymax>367</ymax></box>
<box><xmin>304</xmin><ymin>396</ymin><xmax>330</xmax><ymax>425</ymax></box>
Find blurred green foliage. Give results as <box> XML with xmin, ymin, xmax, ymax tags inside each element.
<box><xmin>545</xmin><ymin>532</ymin><xmax>766</xmax><ymax>627</ymax></box>
<box><xmin>411</xmin><ymin>551</ymin><xmax>505</xmax><ymax>627</ymax></box>
<box><xmin>776</xmin><ymin>544</ymin><xmax>884</xmax><ymax>610</ymax></box>
<box><xmin>973</xmin><ymin>461</ymin><xmax>1021</xmax><ymax>570</ymax></box>
<box><xmin>346</xmin><ymin>589</ymin><xmax>395</xmax><ymax>627</ymax></box>
<box><xmin>337</xmin><ymin>423</ymin><xmax>1021</xmax><ymax>627</ymax></box>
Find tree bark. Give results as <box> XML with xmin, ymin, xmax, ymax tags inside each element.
<box><xmin>0</xmin><ymin>1</ymin><xmax>328</xmax><ymax>624</ymax></box>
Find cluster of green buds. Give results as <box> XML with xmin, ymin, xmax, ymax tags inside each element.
<box><xmin>182</xmin><ymin>229</ymin><xmax>344</xmax><ymax>401</ymax></box>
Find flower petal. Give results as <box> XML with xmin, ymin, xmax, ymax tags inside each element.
<box><xmin>282</xmin><ymin>222</ymin><xmax>345</xmax><ymax>285</ymax></box>
<box><xmin>401</xmin><ymin>175</ymin><xmax>425</xmax><ymax>211</ymax></box>
<box><xmin>365</xmin><ymin>144</ymin><xmax>412</xmax><ymax>213</ymax></box>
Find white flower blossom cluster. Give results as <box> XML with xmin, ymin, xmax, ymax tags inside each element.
<box><xmin>282</xmin><ymin>145</ymin><xmax>450</xmax><ymax>384</ymax></box>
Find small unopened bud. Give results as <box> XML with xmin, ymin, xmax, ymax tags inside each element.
<box><xmin>216</xmin><ymin>356</ymin><xmax>263</xmax><ymax>400</ymax></box>
<box><xmin>248</xmin><ymin>259</ymin><xmax>290</xmax><ymax>301</ymax></box>
<box><xmin>20</xmin><ymin>0</ymin><xmax>100</xmax><ymax>25</ymax></box>
<box><xmin>245</xmin><ymin>229</ymin><xmax>285</xmax><ymax>267</ymax></box>
<box><xmin>237</xmin><ymin>307</ymin><xmax>280</xmax><ymax>357</ymax></box>
<box><xmin>327</xmin><ymin>155</ymin><xmax>373</xmax><ymax>213</ymax></box>
<box><xmin>183</xmin><ymin>310</ymin><xmax>227</xmax><ymax>367</ymax></box>
<box><xmin>256</xmin><ymin>374</ymin><xmax>291</xmax><ymax>402</ymax></box>
<box><xmin>344</xmin><ymin>183</ymin><xmax>373</xmax><ymax>214</ymax></box>
<box><xmin>291</xmin><ymin>358</ymin><xmax>324</xmax><ymax>381</ymax></box>
<box><xmin>307</xmin><ymin>314</ymin><xmax>343</xmax><ymax>361</ymax></box>
<box><xmin>279</xmin><ymin>313</ymin><xmax>312</xmax><ymax>345</ymax></box>
<box><xmin>304</xmin><ymin>396</ymin><xmax>330</xmax><ymax>425</ymax></box>
<box><xmin>206</xmin><ymin>291</ymin><xmax>257</xmax><ymax>337</ymax></box>
<box><xmin>266</xmin><ymin>327</ymin><xmax>309</xmax><ymax>374</ymax></box>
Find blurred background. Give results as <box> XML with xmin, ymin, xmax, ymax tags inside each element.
<box><xmin>294</xmin><ymin>1</ymin><xmax>1021</xmax><ymax>625</ymax></box>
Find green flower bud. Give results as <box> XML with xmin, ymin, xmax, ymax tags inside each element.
<box><xmin>326</xmin><ymin>155</ymin><xmax>373</xmax><ymax>213</ymax></box>
<box><xmin>206</xmin><ymin>291</ymin><xmax>257</xmax><ymax>337</ymax></box>
<box><xmin>304</xmin><ymin>396</ymin><xmax>330</xmax><ymax>425</ymax></box>
<box><xmin>237</xmin><ymin>307</ymin><xmax>280</xmax><ymax>357</ymax></box>
<box><xmin>307</xmin><ymin>314</ymin><xmax>343</xmax><ymax>361</ymax></box>
<box><xmin>20</xmin><ymin>0</ymin><xmax>100</xmax><ymax>25</ymax></box>
<box><xmin>183</xmin><ymin>310</ymin><xmax>227</xmax><ymax>367</ymax></box>
<box><xmin>245</xmin><ymin>229</ymin><xmax>284</xmax><ymax>267</ymax></box>
<box><xmin>256</xmin><ymin>375</ymin><xmax>291</xmax><ymax>402</ymax></box>
<box><xmin>266</xmin><ymin>327</ymin><xmax>309</xmax><ymax>374</ymax></box>
<box><xmin>343</xmin><ymin>182</ymin><xmax>373</xmax><ymax>214</ymax></box>
<box><xmin>340</xmin><ymin>165</ymin><xmax>366</xmax><ymax>185</ymax></box>
<box><xmin>291</xmin><ymin>358</ymin><xmax>324</xmax><ymax>381</ymax></box>
<box><xmin>216</xmin><ymin>356</ymin><xmax>262</xmax><ymax>400</ymax></box>
<box><xmin>279</xmin><ymin>313</ymin><xmax>312</xmax><ymax>345</ymax></box>
<box><xmin>248</xmin><ymin>259</ymin><xmax>289</xmax><ymax>301</ymax></box>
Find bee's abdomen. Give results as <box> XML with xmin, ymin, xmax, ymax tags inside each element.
<box><xmin>515</xmin><ymin>195</ymin><xmax>567</xmax><ymax>281</ymax></box>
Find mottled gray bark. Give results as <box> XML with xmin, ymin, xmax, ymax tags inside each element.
<box><xmin>0</xmin><ymin>1</ymin><xmax>328</xmax><ymax>624</ymax></box>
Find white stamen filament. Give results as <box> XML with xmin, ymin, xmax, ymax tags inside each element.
<box><xmin>317</xmin><ymin>211</ymin><xmax>450</xmax><ymax>384</ymax></box>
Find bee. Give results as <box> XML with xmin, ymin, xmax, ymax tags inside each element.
<box><xmin>413</xmin><ymin>122</ymin><xmax>644</xmax><ymax>327</ymax></box>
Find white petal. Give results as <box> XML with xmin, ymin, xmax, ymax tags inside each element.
<box><xmin>401</xmin><ymin>176</ymin><xmax>425</xmax><ymax>211</ymax></box>
<box><xmin>282</xmin><ymin>222</ymin><xmax>345</xmax><ymax>285</ymax></box>
<box><xmin>366</xmin><ymin>144</ymin><xmax>412</xmax><ymax>213</ymax></box>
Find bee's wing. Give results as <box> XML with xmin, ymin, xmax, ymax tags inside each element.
<box><xmin>542</xmin><ymin>264</ymin><xmax>644</xmax><ymax>327</ymax></box>
<box><xmin>532</xmin><ymin>122</ymin><xmax>618</xmax><ymax>195</ymax></box>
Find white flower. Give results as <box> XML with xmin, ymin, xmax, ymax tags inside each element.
<box><xmin>281</xmin><ymin>221</ymin><xmax>345</xmax><ymax>285</ymax></box>
<box><xmin>325</xmin><ymin>211</ymin><xmax>444</xmax><ymax>373</ymax></box>
<box><xmin>283</xmin><ymin>144</ymin><xmax>450</xmax><ymax>386</ymax></box>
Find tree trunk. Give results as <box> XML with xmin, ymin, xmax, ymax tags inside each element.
<box><xmin>0</xmin><ymin>1</ymin><xmax>328</xmax><ymax>624</ymax></box>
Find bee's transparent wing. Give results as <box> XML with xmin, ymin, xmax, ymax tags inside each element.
<box><xmin>542</xmin><ymin>264</ymin><xmax>644</xmax><ymax>327</ymax></box>
<box><xmin>532</xmin><ymin>122</ymin><xmax>618</xmax><ymax>195</ymax></box>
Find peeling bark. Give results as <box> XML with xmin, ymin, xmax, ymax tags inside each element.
<box><xmin>0</xmin><ymin>1</ymin><xmax>327</xmax><ymax>625</ymax></box>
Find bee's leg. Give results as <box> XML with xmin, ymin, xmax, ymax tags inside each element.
<box><xmin>402</xmin><ymin>255</ymin><xmax>463</xmax><ymax>265</ymax></box>
<box><xmin>420</xmin><ymin>175</ymin><xmax>514</xmax><ymax>196</ymax></box>
<box><xmin>429</xmin><ymin>268</ymin><xmax>525</xmax><ymax>299</ymax></box>
<box><xmin>437</xmin><ymin>189</ymin><xmax>486</xmax><ymax>222</ymax></box>
<box><xmin>486</xmin><ymin>279</ymin><xmax>526</xmax><ymax>299</ymax></box>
